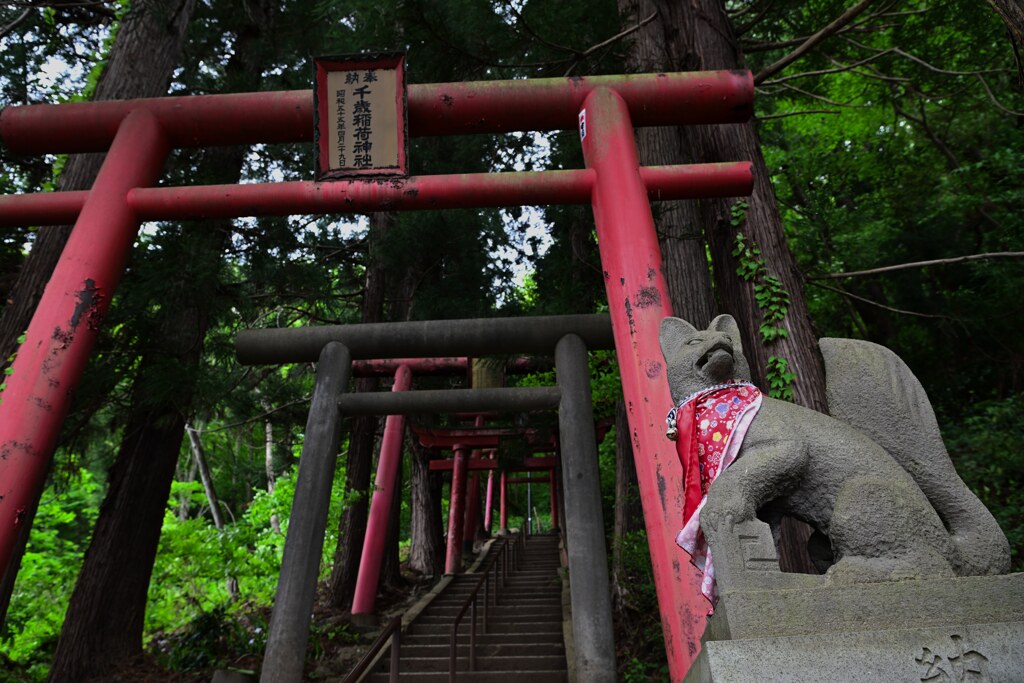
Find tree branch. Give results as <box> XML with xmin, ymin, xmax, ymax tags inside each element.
<box><xmin>757</xmin><ymin>108</ymin><xmax>841</xmax><ymax>119</ymax></box>
<box><xmin>563</xmin><ymin>11</ymin><xmax>658</xmax><ymax>76</ymax></box>
<box><xmin>0</xmin><ymin>7</ymin><xmax>32</xmax><ymax>40</ymax></box>
<box><xmin>761</xmin><ymin>48</ymin><xmax>902</xmax><ymax>86</ymax></box>
<box><xmin>760</xmin><ymin>82</ymin><xmax>871</xmax><ymax>108</ymax></box>
<box><xmin>755</xmin><ymin>0</ymin><xmax>878</xmax><ymax>85</ymax></box>
<box><xmin>809</xmin><ymin>252</ymin><xmax>1024</xmax><ymax>280</ymax></box>
<box><xmin>734</xmin><ymin>0</ymin><xmax>776</xmax><ymax>37</ymax></box>
<box><xmin>808</xmin><ymin>281</ymin><xmax>949</xmax><ymax>319</ymax></box>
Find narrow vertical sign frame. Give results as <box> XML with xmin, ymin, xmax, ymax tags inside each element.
<box><xmin>314</xmin><ymin>53</ymin><xmax>408</xmax><ymax>180</ymax></box>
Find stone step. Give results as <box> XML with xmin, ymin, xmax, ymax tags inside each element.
<box><xmin>415</xmin><ymin>614</ymin><xmax>562</xmax><ymax>626</ymax></box>
<box><xmin>396</xmin><ymin>642</ymin><xmax>565</xmax><ymax>659</ymax></box>
<box><xmin>381</xmin><ymin>654</ymin><xmax>568</xmax><ymax>673</ymax></box>
<box><xmin>425</xmin><ymin>598</ymin><xmax>561</xmax><ymax>610</ymax></box>
<box><xmin>401</xmin><ymin>632</ymin><xmax>564</xmax><ymax>647</ymax></box>
<box><xmin>408</xmin><ymin>620</ymin><xmax>561</xmax><ymax>636</ymax></box>
<box><xmin>441</xmin><ymin>585</ymin><xmax>560</xmax><ymax>596</ymax></box>
<box><xmin>444</xmin><ymin>577</ymin><xmax>555</xmax><ymax>587</ymax></box>
<box><xmin>366</xmin><ymin>670</ymin><xmax>567</xmax><ymax>682</ymax></box>
<box><xmin>436</xmin><ymin>584</ymin><xmax>560</xmax><ymax>594</ymax></box>
<box><xmin>415</xmin><ymin>602</ymin><xmax>561</xmax><ymax>614</ymax></box>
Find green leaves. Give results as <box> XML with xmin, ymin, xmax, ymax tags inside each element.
<box><xmin>765</xmin><ymin>356</ymin><xmax>797</xmax><ymax>402</ymax></box>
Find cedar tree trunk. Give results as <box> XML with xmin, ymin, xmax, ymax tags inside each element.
<box><xmin>619</xmin><ymin>0</ymin><xmax>824</xmax><ymax>573</ymax></box>
<box><xmin>46</xmin><ymin>4</ymin><xmax>276</xmax><ymax>677</ymax></box>
<box><xmin>0</xmin><ymin>0</ymin><xmax>196</xmax><ymax>635</ymax></box>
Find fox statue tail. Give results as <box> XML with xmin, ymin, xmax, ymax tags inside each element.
<box><xmin>818</xmin><ymin>338</ymin><xmax>1010</xmax><ymax>576</ymax></box>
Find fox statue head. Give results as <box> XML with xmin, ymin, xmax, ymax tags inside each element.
<box><xmin>659</xmin><ymin>314</ymin><xmax>752</xmax><ymax>404</ymax></box>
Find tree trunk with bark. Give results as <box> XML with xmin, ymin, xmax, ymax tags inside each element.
<box><xmin>618</xmin><ymin>0</ymin><xmax>717</xmax><ymax>328</ymax></box>
<box><xmin>619</xmin><ymin>0</ymin><xmax>824</xmax><ymax>573</ymax></box>
<box><xmin>46</xmin><ymin>4</ymin><xmax>276</xmax><ymax>677</ymax></box>
<box><xmin>186</xmin><ymin>426</ymin><xmax>225</xmax><ymax>530</ymax></box>
<box><xmin>0</xmin><ymin>0</ymin><xmax>195</xmax><ymax>366</ymax></box>
<box><xmin>0</xmin><ymin>0</ymin><xmax>197</xmax><ymax>637</ymax></box>
<box><xmin>988</xmin><ymin>0</ymin><xmax>1024</xmax><ymax>47</ymax></box>
<box><xmin>379</xmin><ymin>449</ymin><xmax>405</xmax><ymax>592</ymax></box>
<box><xmin>48</xmin><ymin>295</ymin><xmax>209</xmax><ymax>682</ymax></box>
<box><xmin>407</xmin><ymin>434</ymin><xmax>444</xmax><ymax>576</ymax></box>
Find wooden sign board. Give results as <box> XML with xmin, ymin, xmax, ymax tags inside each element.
<box><xmin>314</xmin><ymin>53</ymin><xmax>407</xmax><ymax>180</ymax></box>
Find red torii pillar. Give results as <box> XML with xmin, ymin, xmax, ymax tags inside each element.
<box><xmin>350</xmin><ymin>356</ymin><xmax>469</xmax><ymax>619</ymax></box>
<box><xmin>580</xmin><ymin>87</ymin><xmax>698</xmax><ymax>676</ymax></box>
<box><xmin>0</xmin><ymin>109</ymin><xmax>169</xmax><ymax>580</ymax></box>
<box><xmin>350</xmin><ymin>363</ymin><xmax>412</xmax><ymax>620</ymax></box>
<box><xmin>499</xmin><ymin>471</ymin><xmax>508</xmax><ymax>535</ymax></box>
<box><xmin>0</xmin><ymin>71</ymin><xmax>754</xmax><ymax>681</ymax></box>
<box><xmin>462</xmin><ymin>415</ymin><xmax>487</xmax><ymax>551</ymax></box>
<box><xmin>483</xmin><ymin>469</ymin><xmax>495</xmax><ymax>534</ymax></box>
<box><xmin>445</xmin><ymin>445</ymin><xmax>471</xmax><ymax>574</ymax></box>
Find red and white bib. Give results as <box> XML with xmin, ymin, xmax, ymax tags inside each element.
<box><xmin>667</xmin><ymin>382</ymin><xmax>762</xmax><ymax>607</ymax></box>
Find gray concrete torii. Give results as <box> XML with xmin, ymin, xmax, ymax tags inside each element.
<box><xmin>236</xmin><ymin>313</ymin><xmax>618</xmax><ymax>683</ymax></box>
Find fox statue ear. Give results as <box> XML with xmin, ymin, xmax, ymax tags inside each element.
<box><xmin>708</xmin><ymin>314</ymin><xmax>752</xmax><ymax>380</ymax></box>
<box><xmin>709</xmin><ymin>314</ymin><xmax>743</xmax><ymax>353</ymax></box>
<box><xmin>660</xmin><ymin>317</ymin><xmax>699</xmax><ymax>355</ymax></box>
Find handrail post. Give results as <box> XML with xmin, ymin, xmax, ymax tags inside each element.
<box><xmin>449</xmin><ymin>622</ymin><xmax>457</xmax><ymax>683</ymax></box>
<box><xmin>341</xmin><ymin>616</ymin><xmax>401</xmax><ymax>683</ymax></box>
<box><xmin>470</xmin><ymin>599</ymin><xmax>477</xmax><ymax>671</ymax></box>
<box><xmin>483</xmin><ymin>569</ymin><xmax>490</xmax><ymax>634</ymax></box>
<box><xmin>389</xmin><ymin>625</ymin><xmax>401</xmax><ymax>683</ymax></box>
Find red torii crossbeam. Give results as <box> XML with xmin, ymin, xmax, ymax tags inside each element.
<box><xmin>0</xmin><ymin>70</ymin><xmax>754</xmax><ymax>681</ymax></box>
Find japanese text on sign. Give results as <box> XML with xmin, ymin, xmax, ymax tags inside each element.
<box><xmin>324</xmin><ymin>68</ymin><xmax>399</xmax><ymax>172</ymax></box>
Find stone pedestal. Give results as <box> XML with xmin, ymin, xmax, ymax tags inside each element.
<box><xmin>685</xmin><ymin>521</ymin><xmax>1024</xmax><ymax>682</ymax></box>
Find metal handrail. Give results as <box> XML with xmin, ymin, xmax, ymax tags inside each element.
<box><xmin>342</xmin><ymin>615</ymin><xmax>402</xmax><ymax>683</ymax></box>
<box><xmin>448</xmin><ymin>532</ymin><xmax>526</xmax><ymax>682</ymax></box>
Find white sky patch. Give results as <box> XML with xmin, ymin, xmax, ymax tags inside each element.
<box><xmin>496</xmin><ymin>131</ymin><xmax>554</xmax><ymax>292</ymax></box>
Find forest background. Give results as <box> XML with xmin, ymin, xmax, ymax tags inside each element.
<box><xmin>0</xmin><ymin>0</ymin><xmax>1022</xmax><ymax>681</ymax></box>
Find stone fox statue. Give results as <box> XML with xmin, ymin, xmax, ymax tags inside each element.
<box><xmin>659</xmin><ymin>314</ymin><xmax>1010</xmax><ymax>584</ymax></box>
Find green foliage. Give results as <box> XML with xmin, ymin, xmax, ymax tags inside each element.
<box><xmin>147</xmin><ymin>462</ymin><xmax>349</xmax><ymax>640</ymax></box>
<box><xmin>765</xmin><ymin>356</ymin><xmax>796</xmax><ymax>403</ymax></box>
<box><xmin>613</xmin><ymin>531</ymin><xmax>668</xmax><ymax>682</ymax></box>
<box><xmin>2</xmin><ymin>471</ymin><xmax>104</xmax><ymax>677</ymax></box>
<box><xmin>942</xmin><ymin>394</ymin><xmax>1024</xmax><ymax>570</ymax></box>
<box><xmin>731</xmin><ymin>230</ymin><xmax>795</xmax><ymax>400</ymax></box>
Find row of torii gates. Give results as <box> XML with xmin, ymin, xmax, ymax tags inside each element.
<box><xmin>0</xmin><ymin>69</ymin><xmax>755</xmax><ymax>681</ymax></box>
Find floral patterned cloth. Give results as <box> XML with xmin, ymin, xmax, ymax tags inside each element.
<box><xmin>666</xmin><ymin>382</ymin><xmax>762</xmax><ymax>608</ymax></box>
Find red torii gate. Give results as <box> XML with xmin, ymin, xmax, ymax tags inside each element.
<box><xmin>413</xmin><ymin>424</ymin><xmax>560</xmax><ymax>572</ymax></box>
<box><xmin>0</xmin><ymin>71</ymin><xmax>754</xmax><ymax>681</ymax></box>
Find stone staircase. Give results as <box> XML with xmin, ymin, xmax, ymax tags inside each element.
<box><xmin>367</xmin><ymin>533</ymin><xmax>568</xmax><ymax>682</ymax></box>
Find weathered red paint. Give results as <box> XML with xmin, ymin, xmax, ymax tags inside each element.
<box><xmin>505</xmin><ymin>477</ymin><xmax>549</xmax><ymax>485</ymax></box>
<box><xmin>427</xmin><ymin>456</ymin><xmax>555</xmax><ymax>472</ymax></box>
<box><xmin>0</xmin><ymin>163</ymin><xmax>751</xmax><ymax>228</ymax></box>
<box><xmin>411</xmin><ymin>425</ymin><xmax>560</xmax><ymax>452</ymax></box>
<box><xmin>444</xmin><ymin>446</ymin><xmax>470</xmax><ymax>574</ymax></box>
<box><xmin>0</xmin><ymin>71</ymin><xmax>752</xmax><ymax>154</ymax></box>
<box><xmin>351</xmin><ymin>363</ymin><xmax>412</xmax><ymax>616</ymax></box>
<box><xmin>0</xmin><ymin>110</ymin><xmax>169</xmax><ymax>575</ymax></box>
<box><xmin>483</xmin><ymin>470</ymin><xmax>494</xmax><ymax>533</ymax></box>
<box><xmin>0</xmin><ymin>71</ymin><xmax>756</xmax><ymax>679</ymax></box>
<box><xmin>499</xmin><ymin>471</ymin><xmax>508</xmax><ymax>534</ymax></box>
<box><xmin>580</xmin><ymin>87</ymin><xmax>705</xmax><ymax>680</ymax></box>
<box><xmin>0</xmin><ymin>190</ymin><xmax>88</xmax><ymax>227</ymax></box>
<box><xmin>351</xmin><ymin>357</ymin><xmax>467</xmax><ymax>376</ymax></box>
